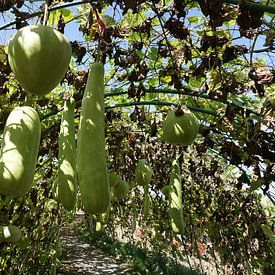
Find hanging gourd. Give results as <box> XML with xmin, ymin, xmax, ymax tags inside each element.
<box><xmin>0</xmin><ymin>225</ymin><xmax>22</xmax><ymax>243</ymax></box>
<box><xmin>135</xmin><ymin>159</ymin><xmax>153</xmax><ymax>186</ymax></box>
<box><xmin>163</xmin><ymin>106</ymin><xmax>199</xmax><ymax>145</ymax></box>
<box><xmin>77</xmin><ymin>63</ymin><xmax>110</xmax><ymax>214</ymax></box>
<box><xmin>143</xmin><ymin>184</ymin><xmax>151</xmax><ymax>218</ymax></box>
<box><xmin>168</xmin><ymin>159</ymin><xmax>185</xmax><ymax>234</ymax></box>
<box><xmin>56</xmin><ymin>97</ymin><xmax>77</xmax><ymax>210</ymax></box>
<box><xmin>8</xmin><ymin>25</ymin><xmax>72</xmax><ymax>96</ymax></box>
<box><xmin>0</xmin><ymin>106</ymin><xmax>41</xmax><ymax>197</ymax></box>
<box><xmin>108</xmin><ymin>171</ymin><xmax>122</xmax><ymax>188</ymax></box>
<box><xmin>112</xmin><ymin>180</ymin><xmax>129</xmax><ymax>200</ymax></box>
<box><xmin>161</xmin><ymin>185</ymin><xmax>170</xmax><ymax>197</ymax></box>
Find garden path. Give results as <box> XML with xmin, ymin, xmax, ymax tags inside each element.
<box><xmin>57</xmin><ymin>212</ymin><xmax>137</xmax><ymax>275</ymax></box>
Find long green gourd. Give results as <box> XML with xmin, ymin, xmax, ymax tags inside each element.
<box><xmin>0</xmin><ymin>106</ymin><xmax>41</xmax><ymax>197</ymax></box>
<box><xmin>0</xmin><ymin>225</ymin><xmax>22</xmax><ymax>243</ymax></box>
<box><xmin>56</xmin><ymin>97</ymin><xmax>77</xmax><ymax>210</ymax></box>
<box><xmin>77</xmin><ymin>63</ymin><xmax>110</xmax><ymax>214</ymax></box>
<box><xmin>168</xmin><ymin>159</ymin><xmax>185</xmax><ymax>234</ymax></box>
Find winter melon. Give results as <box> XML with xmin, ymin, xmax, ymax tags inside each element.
<box><xmin>163</xmin><ymin>107</ymin><xmax>199</xmax><ymax>145</ymax></box>
<box><xmin>77</xmin><ymin>63</ymin><xmax>110</xmax><ymax>214</ymax></box>
<box><xmin>56</xmin><ymin>97</ymin><xmax>77</xmax><ymax>210</ymax></box>
<box><xmin>0</xmin><ymin>106</ymin><xmax>41</xmax><ymax>197</ymax></box>
<box><xmin>168</xmin><ymin>160</ymin><xmax>185</xmax><ymax>234</ymax></box>
<box><xmin>108</xmin><ymin>171</ymin><xmax>121</xmax><ymax>187</ymax></box>
<box><xmin>112</xmin><ymin>180</ymin><xmax>129</xmax><ymax>200</ymax></box>
<box><xmin>0</xmin><ymin>225</ymin><xmax>22</xmax><ymax>243</ymax></box>
<box><xmin>8</xmin><ymin>25</ymin><xmax>72</xmax><ymax>96</ymax></box>
<box><xmin>135</xmin><ymin>159</ymin><xmax>153</xmax><ymax>186</ymax></box>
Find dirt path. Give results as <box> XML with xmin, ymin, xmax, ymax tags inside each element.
<box><xmin>57</xmin><ymin>213</ymin><xmax>137</xmax><ymax>275</ymax></box>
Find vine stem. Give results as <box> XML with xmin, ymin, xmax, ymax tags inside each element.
<box><xmin>0</xmin><ymin>0</ymin><xmax>274</xmax><ymax>31</ymax></box>
<box><xmin>224</xmin><ymin>0</ymin><xmax>275</xmax><ymax>14</ymax></box>
<box><xmin>0</xmin><ymin>0</ymin><xmax>97</xmax><ymax>31</ymax></box>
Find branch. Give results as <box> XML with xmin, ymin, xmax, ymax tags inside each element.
<box><xmin>105</xmin><ymin>88</ymin><xmax>260</xmax><ymax>116</ymax></box>
<box><xmin>0</xmin><ymin>0</ymin><xmax>97</xmax><ymax>31</ymax></box>
<box><xmin>105</xmin><ymin>101</ymin><xmax>217</xmax><ymax>116</ymax></box>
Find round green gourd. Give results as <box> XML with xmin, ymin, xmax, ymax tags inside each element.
<box><xmin>112</xmin><ymin>180</ymin><xmax>129</xmax><ymax>200</ymax></box>
<box><xmin>108</xmin><ymin>171</ymin><xmax>121</xmax><ymax>187</ymax></box>
<box><xmin>163</xmin><ymin>107</ymin><xmax>199</xmax><ymax>145</ymax></box>
<box><xmin>77</xmin><ymin>63</ymin><xmax>110</xmax><ymax>214</ymax></box>
<box><xmin>135</xmin><ymin>159</ymin><xmax>153</xmax><ymax>186</ymax></box>
<box><xmin>0</xmin><ymin>225</ymin><xmax>22</xmax><ymax>243</ymax></box>
<box><xmin>8</xmin><ymin>25</ymin><xmax>72</xmax><ymax>96</ymax></box>
<box><xmin>168</xmin><ymin>160</ymin><xmax>185</xmax><ymax>234</ymax></box>
<box><xmin>56</xmin><ymin>98</ymin><xmax>77</xmax><ymax>210</ymax></box>
<box><xmin>0</xmin><ymin>106</ymin><xmax>41</xmax><ymax>197</ymax></box>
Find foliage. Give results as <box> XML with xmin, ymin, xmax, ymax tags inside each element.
<box><xmin>103</xmin><ymin>113</ymin><xmax>275</xmax><ymax>274</ymax></box>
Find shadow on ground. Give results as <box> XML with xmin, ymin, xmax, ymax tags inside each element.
<box><xmin>57</xmin><ymin>214</ymin><xmax>138</xmax><ymax>274</ymax></box>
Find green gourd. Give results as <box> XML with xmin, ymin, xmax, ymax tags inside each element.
<box><xmin>8</xmin><ymin>25</ymin><xmax>72</xmax><ymax>96</ymax></box>
<box><xmin>0</xmin><ymin>225</ymin><xmax>22</xmax><ymax>243</ymax></box>
<box><xmin>112</xmin><ymin>180</ymin><xmax>129</xmax><ymax>200</ymax></box>
<box><xmin>95</xmin><ymin>212</ymin><xmax>109</xmax><ymax>232</ymax></box>
<box><xmin>135</xmin><ymin>159</ymin><xmax>153</xmax><ymax>186</ymax></box>
<box><xmin>143</xmin><ymin>184</ymin><xmax>150</xmax><ymax>218</ymax></box>
<box><xmin>168</xmin><ymin>160</ymin><xmax>185</xmax><ymax>234</ymax></box>
<box><xmin>163</xmin><ymin>107</ymin><xmax>199</xmax><ymax>145</ymax></box>
<box><xmin>161</xmin><ymin>185</ymin><xmax>170</xmax><ymax>197</ymax></box>
<box><xmin>56</xmin><ymin>98</ymin><xmax>77</xmax><ymax>210</ymax></box>
<box><xmin>0</xmin><ymin>106</ymin><xmax>41</xmax><ymax>197</ymax></box>
<box><xmin>108</xmin><ymin>171</ymin><xmax>121</xmax><ymax>187</ymax></box>
<box><xmin>77</xmin><ymin>63</ymin><xmax>110</xmax><ymax>214</ymax></box>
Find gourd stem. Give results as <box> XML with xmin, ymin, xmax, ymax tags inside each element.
<box><xmin>96</xmin><ymin>40</ymin><xmax>102</xmax><ymax>63</ymax></box>
<box><xmin>42</xmin><ymin>1</ymin><xmax>49</xmax><ymax>26</ymax></box>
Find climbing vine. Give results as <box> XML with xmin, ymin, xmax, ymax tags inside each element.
<box><xmin>0</xmin><ymin>0</ymin><xmax>274</xmax><ymax>273</ymax></box>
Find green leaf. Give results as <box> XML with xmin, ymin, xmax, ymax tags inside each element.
<box><xmin>102</xmin><ymin>15</ymin><xmax>116</xmax><ymax>27</ymax></box>
<box><xmin>0</xmin><ymin>45</ymin><xmax>7</xmax><ymax>63</ymax></box>
<box><xmin>148</xmin><ymin>47</ymin><xmax>158</xmax><ymax>61</ymax></box>
<box><xmin>187</xmin><ymin>16</ymin><xmax>199</xmax><ymax>24</ymax></box>
<box><xmin>250</xmin><ymin>179</ymin><xmax>264</xmax><ymax>191</ymax></box>
<box><xmin>261</xmin><ymin>224</ymin><xmax>275</xmax><ymax>248</ymax></box>
<box><xmin>48</xmin><ymin>8</ymin><xmax>74</xmax><ymax>26</ymax></box>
